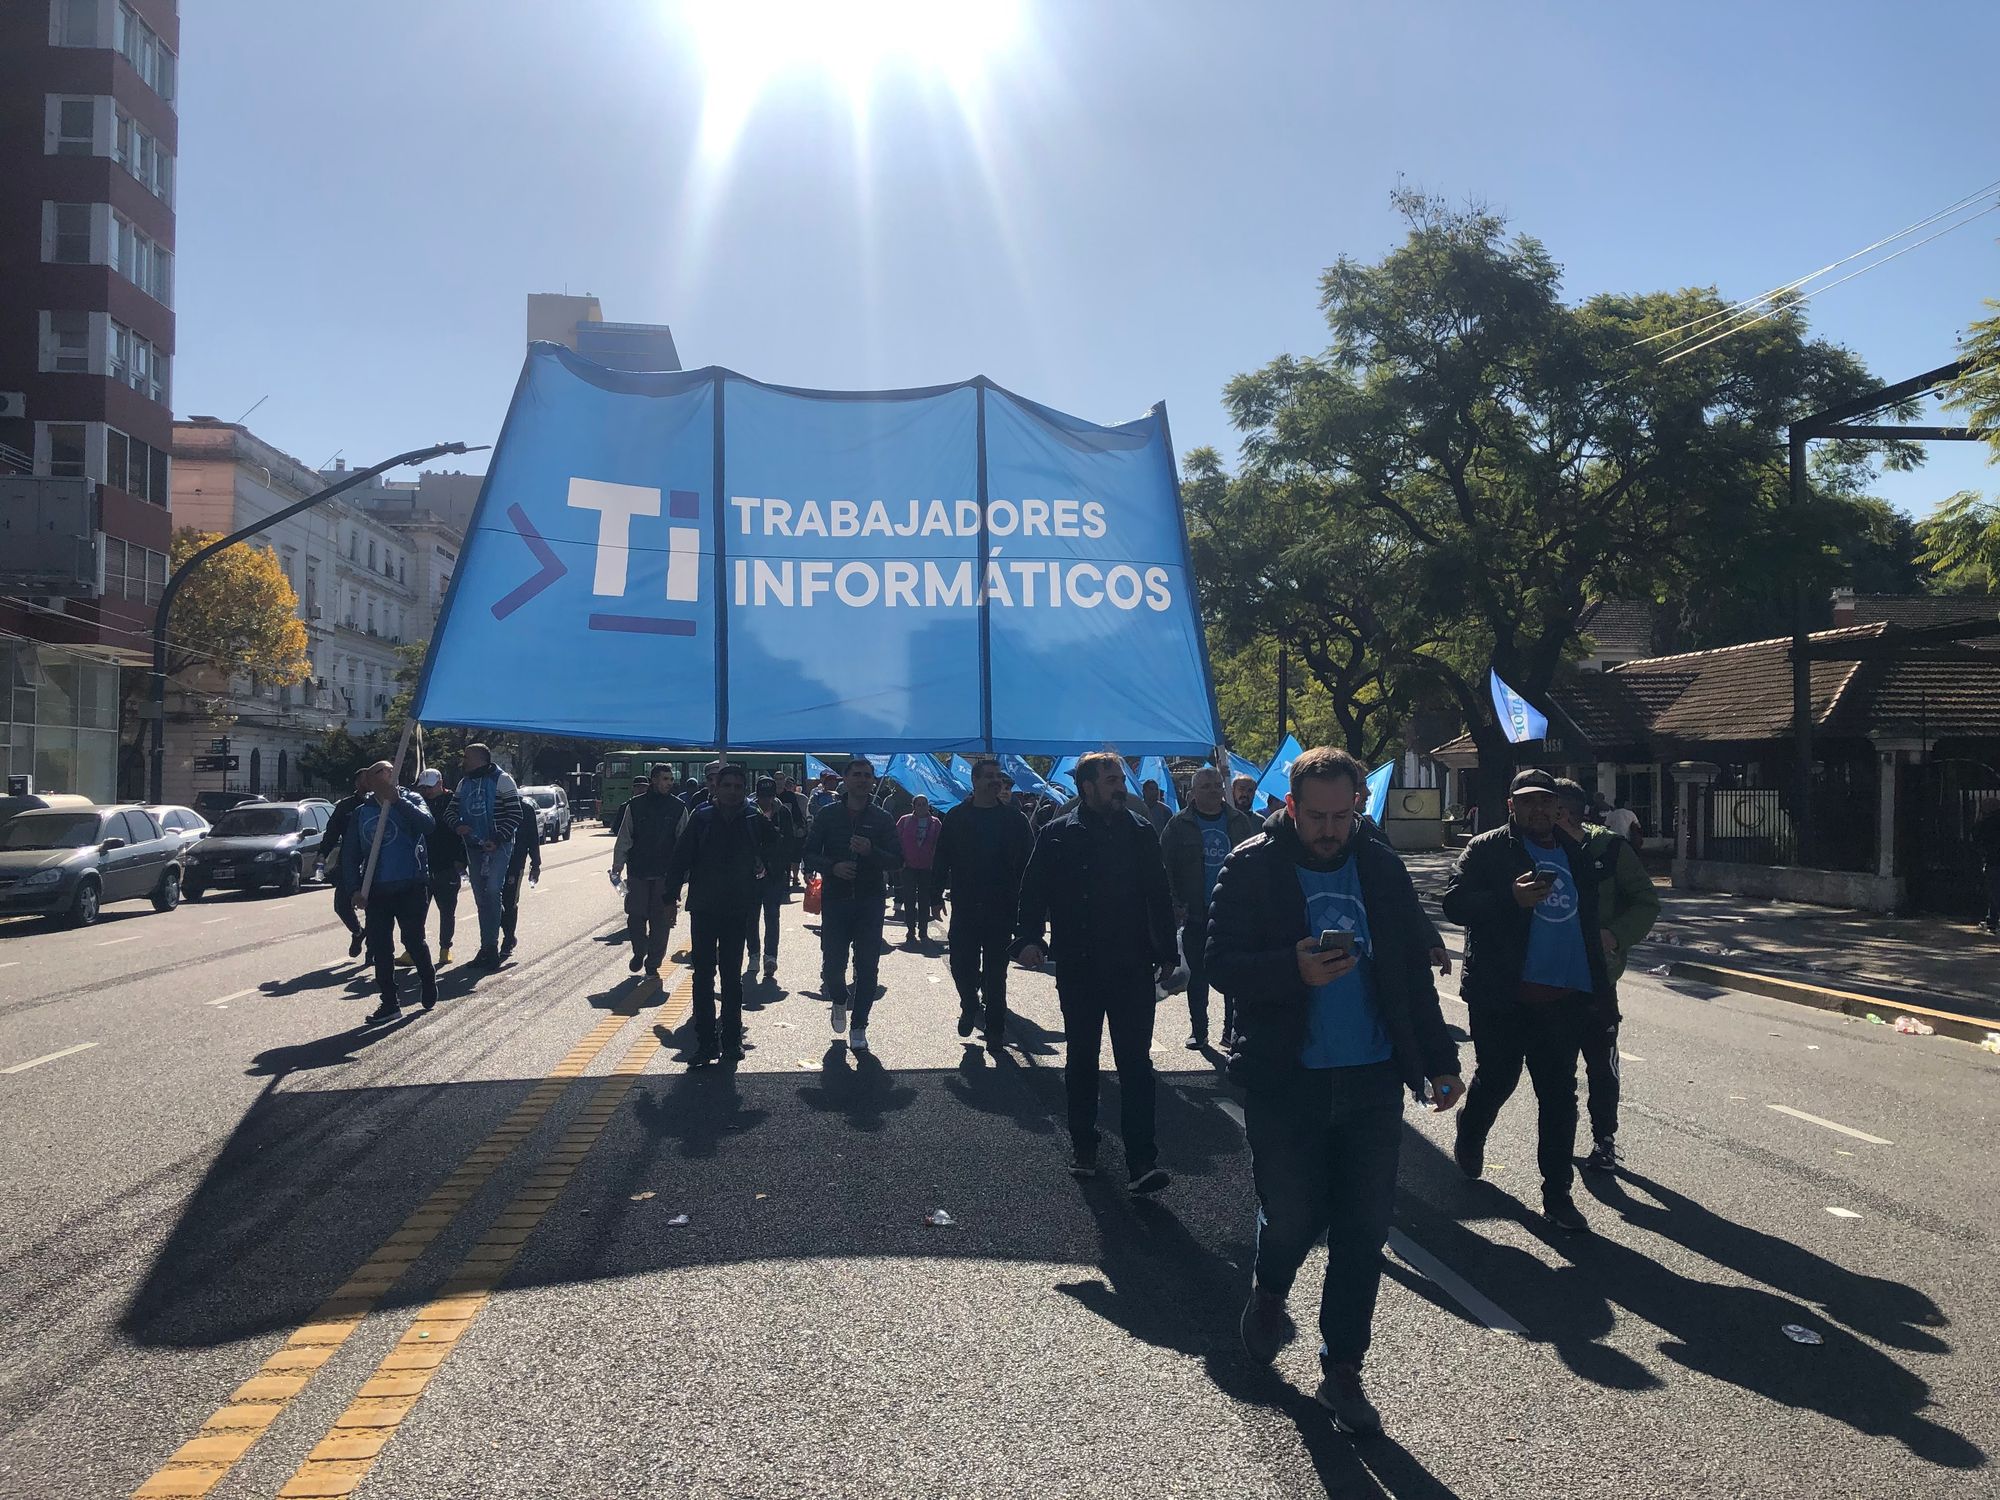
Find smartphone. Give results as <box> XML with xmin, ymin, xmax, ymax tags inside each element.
<box><xmin>1316</xmin><ymin>929</ymin><xmax>1355</xmax><ymax>956</ymax></box>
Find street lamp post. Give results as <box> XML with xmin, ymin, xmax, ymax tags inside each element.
<box><xmin>146</xmin><ymin>441</ymin><xmax>482</xmax><ymax>805</ymax></box>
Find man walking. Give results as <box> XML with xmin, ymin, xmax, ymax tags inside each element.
<box><xmin>666</xmin><ymin>764</ymin><xmax>774</xmax><ymax>1063</ymax></box>
<box><xmin>610</xmin><ymin>764</ymin><xmax>688</xmax><ymax>979</ymax></box>
<box><xmin>934</xmin><ymin>758</ymin><xmax>1035</xmax><ymax>1049</ymax></box>
<box><xmin>775</xmin><ymin>771</ymin><xmax>809</xmax><ymax>890</ymax></box>
<box><xmin>1161</xmin><ymin>766</ymin><xmax>1259</xmax><ymax>1050</ymax></box>
<box><xmin>1139</xmin><ymin>778</ymin><xmax>1174</xmax><ymax>838</ymax></box>
<box><xmin>1014</xmin><ymin>751</ymin><xmax>1179</xmax><ymax>1193</ymax></box>
<box><xmin>316</xmin><ymin>769</ymin><xmax>369</xmax><ymax>961</ymax></box>
<box><xmin>803</xmin><ymin>758</ymin><xmax>902</xmax><ymax>1051</ymax></box>
<box><xmin>343</xmin><ymin>759</ymin><xmax>439</xmax><ymax>1026</ymax></box>
<box><xmin>1973</xmin><ymin>802</ymin><xmax>2000</xmax><ymax>933</ymax></box>
<box><xmin>895</xmin><ymin>794</ymin><xmax>942</xmax><ymax>945</ymax></box>
<box><xmin>445</xmin><ymin>743</ymin><xmax>522</xmax><ymax>968</ymax></box>
<box><xmin>1441</xmin><ymin>768</ymin><xmax>1615</xmax><ymax>1234</ymax></box>
<box><xmin>744</xmin><ymin>777</ymin><xmax>795</xmax><ymax>981</ymax></box>
<box><xmin>413</xmin><ymin>768</ymin><xmax>465</xmax><ymax>966</ymax></box>
<box><xmin>1208</xmin><ymin>747</ymin><xmax>1461</xmax><ymax>1436</ymax></box>
<box><xmin>498</xmin><ymin>786</ymin><xmax>544</xmax><ymax>960</ymax></box>
<box><xmin>1553</xmin><ymin>778</ymin><xmax>1659</xmax><ymax>1172</ymax></box>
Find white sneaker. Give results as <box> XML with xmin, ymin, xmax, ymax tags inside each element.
<box><xmin>831</xmin><ymin>1000</ymin><xmax>847</xmax><ymax>1035</ymax></box>
<box><xmin>849</xmin><ymin>1025</ymin><xmax>870</xmax><ymax>1053</ymax></box>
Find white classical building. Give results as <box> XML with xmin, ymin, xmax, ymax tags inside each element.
<box><xmin>164</xmin><ymin>419</ymin><xmax>450</xmax><ymax>802</ymax></box>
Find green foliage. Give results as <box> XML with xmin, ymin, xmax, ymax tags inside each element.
<box><xmin>1914</xmin><ymin>490</ymin><xmax>2000</xmax><ymax>595</ymax></box>
<box><xmin>1943</xmin><ymin>299</ymin><xmax>2000</xmax><ymax>464</ymax></box>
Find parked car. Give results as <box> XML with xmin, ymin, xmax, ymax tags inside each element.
<box><xmin>0</xmin><ymin>791</ymin><xmax>95</xmax><ymax>834</ymax></box>
<box><xmin>522</xmin><ymin>785</ymin><xmax>573</xmax><ymax>841</ymax></box>
<box><xmin>0</xmin><ymin>805</ymin><xmax>183</xmax><ymax>925</ymax></box>
<box><xmin>143</xmin><ymin>804</ymin><xmax>211</xmax><ymax>856</ymax></box>
<box><xmin>194</xmin><ymin>790</ymin><xmax>265</xmax><ymax>820</ymax></box>
<box><xmin>181</xmin><ymin>801</ymin><xmax>331</xmax><ymax>898</ymax></box>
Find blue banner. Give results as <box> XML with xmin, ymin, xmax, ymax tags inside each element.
<box><xmin>997</xmin><ymin>752</ymin><xmax>1053</xmax><ymax>798</ymax></box>
<box><xmin>805</xmin><ymin>753</ymin><xmax>839</xmax><ymax>782</ymax></box>
<box><xmin>1046</xmin><ymin>755</ymin><xmax>1079</xmax><ymax>796</ymax></box>
<box><xmin>1135</xmin><ymin>755</ymin><xmax>1180</xmax><ymax>813</ymax></box>
<box><xmin>1489</xmin><ymin>670</ymin><xmax>1549</xmax><ymax>745</ymax></box>
<box><xmin>1225</xmin><ymin>751</ymin><xmax>1262</xmax><ymax>785</ymax></box>
<box><xmin>414</xmin><ymin>346</ymin><xmax>1221</xmax><ymax>753</ymax></box>
<box><xmin>1365</xmin><ymin>761</ymin><xmax>1393</xmax><ymax>823</ymax></box>
<box><xmin>1254</xmin><ymin>733</ymin><xmax>1305</xmax><ymax>807</ymax></box>
<box><xmin>947</xmin><ymin>754</ymin><xmax>978</xmax><ymax>795</ymax></box>
<box><xmin>885</xmin><ymin>752</ymin><xmax>964</xmax><ymax>810</ymax></box>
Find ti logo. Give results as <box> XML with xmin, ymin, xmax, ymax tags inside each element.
<box><xmin>491</xmin><ymin>479</ymin><xmax>702</xmax><ymax>636</ymax></box>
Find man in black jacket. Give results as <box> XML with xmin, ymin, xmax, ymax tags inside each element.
<box><xmin>1440</xmin><ymin>767</ymin><xmax>1614</xmax><ymax>1235</ymax></box>
<box><xmin>1015</xmin><ymin>751</ymin><xmax>1179</xmax><ymax>1193</ymax></box>
<box><xmin>610</xmin><ymin>764</ymin><xmax>688</xmax><ymax>979</ymax></box>
<box><xmin>933</xmin><ymin>758</ymin><xmax>1035</xmax><ymax>1049</ymax></box>
<box><xmin>802</xmin><ymin>758</ymin><xmax>903</xmax><ymax>1052</ymax></box>
<box><xmin>315</xmin><ymin>770</ymin><xmax>369</xmax><ymax>960</ymax></box>
<box><xmin>665</xmin><ymin>763</ymin><xmax>776</xmax><ymax>1063</ymax></box>
<box><xmin>414</xmin><ymin>769</ymin><xmax>465</xmax><ymax>965</ymax></box>
<box><xmin>498</xmin><ymin>788</ymin><xmax>543</xmax><ymax>959</ymax></box>
<box><xmin>744</xmin><ymin>777</ymin><xmax>796</xmax><ymax>982</ymax></box>
<box><xmin>1208</xmin><ymin>746</ymin><xmax>1461</xmax><ymax>1438</ymax></box>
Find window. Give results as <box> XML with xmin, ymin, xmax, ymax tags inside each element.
<box><xmin>53</xmin><ymin>0</ymin><xmax>103</xmax><ymax>47</ymax></box>
<box><xmin>367</xmin><ymin>539</ymin><xmax>376</xmax><ymax>569</ymax></box>
<box><xmin>106</xmin><ymin>318</ymin><xmax>168</xmax><ymax>405</ymax></box>
<box><xmin>112</xmin><ymin>212</ymin><xmax>172</xmax><ymax>306</ymax></box>
<box><xmin>114</xmin><ymin>109</ymin><xmax>172</xmax><ymax>202</ymax></box>
<box><xmin>114</xmin><ymin>4</ymin><xmax>175</xmax><ymax>104</ymax></box>
<box><xmin>107</xmin><ymin>427</ymin><xmax>167</xmax><ymax>502</ymax></box>
<box><xmin>145</xmin><ymin>548</ymin><xmax>165</xmax><ymax>604</ymax></box>
<box><xmin>106</xmin><ymin>428</ymin><xmax>129</xmax><ymax>491</ymax></box>
<box><xmin>48</xmin><ymin>203</ymin><xmax>92</xmax><ymax>263</ymax></box>
<box><xmin>46</xmin><ymin>424</ymin><xmax>87</xmax><ymax>479</ymax></box>
<box><xmin>53</xmin><ymin>97</ymin><xmax>98</xmax><ymax>156</ymax></box>
<box><xmin>47</xmin><ymin>310</ymin><xmax>92</xmax><ymax>372</ymax></box>
<box><xmin>102</xmin><ymin>537</ymin><xmax>126</xmax><ymax>598</ymax></box>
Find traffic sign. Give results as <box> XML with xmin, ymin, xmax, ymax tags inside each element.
<box><xmin>207</xmin><ymin>737</ymin><xmax>231</xmax><ymax>753</ymax></box>
<box><xmin>194</xmin><ymin>755</ymin><xmax>239</xmax><ymax>772</ymax></box>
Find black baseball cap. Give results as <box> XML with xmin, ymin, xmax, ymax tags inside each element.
<box><xmin>1509</xmin><ymin>768</ymin><xmax>1559</xmax><ymax>797</ymax></box>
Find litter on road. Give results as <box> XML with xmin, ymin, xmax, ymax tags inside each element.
<box><xmin>630</xmin><ymin>1191</ymin><xmax>655</xmax><ymax>1201</ymax></box>
<box><xmin>667</xmin><ymin>1213</ymin><xmax>690</xmax><ymax>1226</ymax></box>
<box><xmin>1782</xmin><ymin>1325</ymin><xmax>1825</xmax><ymax>1345</ymax></box>
<box><xmin>1892</xmin><ymin>1016</ymin><xmax>1935</xmax><ymax>1035</ymax></box>
<box><xmin>924</xmin><ymin>1209</ymin><xmax>957</xmax><ymax>1227</ymax></box>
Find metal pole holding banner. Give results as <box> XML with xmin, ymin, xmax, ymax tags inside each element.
<box><xmin>711</xmin><ymin>372</ymin><xmax>730</xmax><ymax>750</ymax></box>
<box><xmin>975</xmin><ymin>380</ymin><xmax>993</xmax><ymax>752</ymax></box>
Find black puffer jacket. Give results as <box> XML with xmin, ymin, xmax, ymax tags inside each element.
<box><xmin>1439</xmin><ymin>821</ymin><xmax>1615</xmax><ymax>1018</ymax></box>
<box><xmin>1012</xmin><ymin>804</ymin><xmax>1177</xmax><ymax>972</ymax></box>
<box><xmin>1207</xmin><ymin>810</ymin><xmax>1458</xmax><ymax>1098</ymax></box>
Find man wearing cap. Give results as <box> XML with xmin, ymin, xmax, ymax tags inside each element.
<box><xmin>1440</xmin><ymin>767</ymin><xmax>1615</xmax><ymax>1234</ymax></box>
<box><xmin>415</xmin><ymin>769</ymin><xmax>465</xmax><ymax>965</ymax></box>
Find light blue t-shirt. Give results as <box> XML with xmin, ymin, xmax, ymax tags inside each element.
<box><xmin>1522</xmin><ymin>841</ymin><xmax>1594</xmax><ymax>993</ymax></box>
<box><xmin>1294</xmin><ymin>858</ymin><xmax>1392</xmax><ymax>1069</ymax></box>
<box><xmin>1197</xmin><ymin>811</ymin><xmax>1232</xmax><ymax>898</ymax></box>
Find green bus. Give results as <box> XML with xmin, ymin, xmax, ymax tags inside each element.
<box><xmin>592</xmin><ymin>749</ymin><xmax>820</xmax><ymax>826</ymax></box>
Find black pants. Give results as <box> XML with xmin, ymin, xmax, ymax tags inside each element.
<box><xmin>430</xmin><ymin>869</ymin><xmax>460</xmax><ymax>953</ymax></box>
<box><xmin>1181</xmin><ymin>907</ymin><xmax>1229</xmax><ymax>1042</ymax></box>
<box><xmin>500</xmin><ymin>866</ymin><xmax>530</xmax><ymax>945</ymax></box>
<box><xmin>1459</xmin><ymin>995</ymin><xmax>1589</xmax><ymax>1198</ymax></box>
<box><xmin>820</xmin><ymin>895</ymin><xmax>885</xmax><ymax>1027</ymax></box>
<box><xmin>948</xmin><ymin>908</ymin><xmax>1011</xmax><ymax>1038</ymax></box>
<box><xmin>690</xmin><ymin>908</ymin><xmax>749</xmax><ymax>1051</ymax></box>
<box><xmin>1246</xmin><ymin>1061</ymin><xmax>1403</xmax><ymax>1369</ymax></box>
<box><xmin>365</xmin><ymin>883</ymin><xmax>435</xmax><ymax>1005</ymax></box>
<box><xmin>333</xmin><ymin>882</ymin><xmax>360</xmax><ymax>937</ymax></box>
<box><xmin>1057</xmin><ymin>963</ymin><xmax>1158</xmax><ymax>1175</ymax></box>
<box><xmin>743</xmin><ymin>880</ymin><xmax>784</xmax><ymax>965</ymax></box>
<box><xmin>1580</xmin><ymin>1014</ymin><xmax>1620</xmax><ymax>1144</ymax></box>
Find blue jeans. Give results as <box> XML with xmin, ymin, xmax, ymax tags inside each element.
<box><xmin>463</xmin><ymin>840</ymin><xmax>512</xmax><ymax>952</ymax></box>
<box><xmin>1245</xmin><ymin>1061</ymin><xmax>1403</xmax><ymax>1369</ymax></box>
<box><xmin>820</xmin><ymin>895</ymin><xmax>885</xmax><ymax>1026</ymax></box>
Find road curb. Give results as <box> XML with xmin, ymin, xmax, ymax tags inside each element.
<box><xmin>1666</xmin><ymin>960</ymin><xmax>2000</xmax><ymax>1046</ymax></box>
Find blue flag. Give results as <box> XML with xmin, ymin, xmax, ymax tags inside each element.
<box><xmin>413</xmin><ymin>346</ymin><xmax>1222</xmax><ymax>752</ymax></box>
<box><xmin>885</xmin><ymin>752</ymin><xmax>964</xmax><ymax>811</ymax></box>
<box><xmin>1046</xmin><ymin>755</ymin><xmax>1079</xmax><ymax>796</ymax></box>
<box><xmin>1488</xmin><ymin>671</ymin><xmax>1549</xmax><ymax>745</ymax></box>
<box><xmin>1365</xmin><ymin>761</ymin><xmax>1394</xmax><ymax>824</ymax></box>
<box><xmin>1225</xmin><ymin>751</ymin><xmax>1262</xmax><ymax>785</ymax></box>
<box><xmin>1254</xmin><ymin>733</ymin><xmax>1305</xmax><ymax>807</ymax></box>
<box><xmin>947</xmin><ymin>754</ymin><xmax>978</xmax><ymax>794</ymax></box>
<box><xmin>805</xmin><ymin>753</ymin><xmax>838</xmax><ymax>782</ymax></box>
<box><xmin>997</xmin><ymin>753</ymin><xmax>1054</xmax><ymax>798</ymax></box>
<box><xmin>1135</xmin><ymin>755</ymin><xmax>1180</xmax><ymax>813</ymax></box>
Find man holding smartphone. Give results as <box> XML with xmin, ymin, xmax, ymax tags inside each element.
<box><xmin>1208</xmin><ymin>747</ymin><xmax>1462</xmax><ymax>1438</ymax></box>
<box><xmin>1441</xmin><ymin>767</ymin><xmax>1615</xmax><ymax>1235</ymax></box>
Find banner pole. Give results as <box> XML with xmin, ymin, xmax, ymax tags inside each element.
<box><xmin>712</xmin><ymin>371</ymin><xmax>729</xmax><ymax>751</ymax></box>
<box><xmin>975</xmin><ymin>380</ymin><xmax>993</xmax><ymax>752</ymax></box>
<box><xmin>358</xmin><ymin>716</ymin><xmax>419</xmax><ymax>907</ymax></box>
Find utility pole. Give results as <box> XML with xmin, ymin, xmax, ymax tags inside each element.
<box><xmin>147</xmin><ymin>441</ymin><xmax>481</xmax><ymax>804</ymax></box>
<box><xmin>1276</xmin><ymin>645</ymin><xmax>1290</xmax><ymax>749</ymax></box>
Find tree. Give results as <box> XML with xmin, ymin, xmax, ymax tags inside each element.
<box><xmin>123</xmin><ymin>529</ymin><xmax>312</xmax><ymax>794</ymax></box>
<box><xmin>1915</xmin><ymin>490</ymin><xmax>2000</xmax><ymax>595</ymax></box>
<box><xmin>1209</xmin><ymin>191</ymin><xmax>1914</xmax><ymax>820</ymax></box>
<box><xmin>1943</xmin><ymin>298</ymin><xmax>2000</xmax><ymax>464</ymax></box>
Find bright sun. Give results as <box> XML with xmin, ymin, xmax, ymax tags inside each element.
<box><xmin>680</xmin><ymin>0</ymin><xmax>1023</xmax><ymax>159</ymax></box>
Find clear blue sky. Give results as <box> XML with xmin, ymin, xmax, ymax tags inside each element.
<box><xmin>174</xmin><ymin>1</ymin><xmax>1999</xmax><ymax>515</ymax></box>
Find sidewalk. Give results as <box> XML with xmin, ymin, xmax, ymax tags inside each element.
<box><xmin>1399</xmin><ymin>848</ymin><xmax>2000</xmax><ymax>1023</ymax></box>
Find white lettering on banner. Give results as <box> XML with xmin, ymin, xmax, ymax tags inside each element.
<box><xmin>666</xmin><ymin>527</ymin><xmax>701</xmax><ymax>602</ymax></box>
<box><xmin>568</xmin><ymin>477</ymin><xmax>661</xmax><ymax>597</ymax></box>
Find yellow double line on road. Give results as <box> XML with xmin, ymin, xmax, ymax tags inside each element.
<box><xmin>133</xmin><ymin>976</ymin><xmax>689</xmax><ymax>1500</ymax></box>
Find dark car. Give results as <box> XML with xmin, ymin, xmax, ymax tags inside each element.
<box><xmin>0</xmin><ymin>806</ymin><xmax>184</xmax><ymax>926</ymax></box>
<box><xmin>194</xmin><ymin>789</ymin><xmax>265</xmax><ymax>820</ymax></box>
<box><xmin>181</xmin><ymin>801</ymin><xmax>331</xmax><ymax>898</ymax></box>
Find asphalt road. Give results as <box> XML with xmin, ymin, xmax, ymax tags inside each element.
<box><xmin>0</xmin><ymin>828</ymin><xmax>1994</xmax><ymax>1499</ymax></box>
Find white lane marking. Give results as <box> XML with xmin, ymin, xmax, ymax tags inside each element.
<box><xmin>1386</xmin><ymin>1229</ymin><xmax>1528</xmax><ymax>1334</ymax></box>
<box><xmin>1618</xmin><ymin>1051</ymin><xmax>1646</xmax><ymax>1063</ymax></box>
<box><xmin>206</xmin><ymin>989</ymin><xmax>255</xmax><ymax>1007</ymax></box>
<box><xmin>1766</xmin><ymin>1104</ymin><xmax>1891</xmax><ymax>1146</ymax></box>
<box><xmin>3</xmin><ymin>1041</ymin><xmax>99</xmax><ymax>1074</ymax></box>
<box><xmin>1825</xmin><ymin>1206</ymin><xmax>1861</xmax><ymax>1219</ymax></box>
<box><xmin>201</xmin><ymin>916</ymin><xmax>229</xmax><ymax>925</ymax></box>
<box><xmin>0</xmin><ymin>961</ymin><xmax>17</xmax><ymax>969</ymax></box>
<box><xmin>97</xmin><ymin>935</ymin><xmax>142</xmax><ymax>946</ymax></box>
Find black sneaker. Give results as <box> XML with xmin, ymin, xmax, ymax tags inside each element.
<box><xmin>1128</xmin><ymin>1167</ymin><xmax>1170</xmax><ymax>1196</ymax></box>
<box><xmin>1239</xmin><ymin>1290</ymin><xmax>1296</xmax><ymax>1365</ymax></box>
<box><xmin>499</xmin><ymin>938</ymin><xmax>516</xmax><ymax>958</ymax></box>
<box><xmin>420</xmin><ymin>985</ymin><xmax>438</xmax><ymax>1012</ymax></box>
<box><xmin>471</xmin><ymin>947</ymin><xmax>501</xmax><ymax>968</ymax></box>
<box><xmin>1185</xmin><ymin>1034</ymin><xmax>1207</xmax><ymax>1051</ymax></box>
<box><xmin>629</xmin><ymin>954</ymin><xmax>645</xmax><ymax>973</ymax></box>
<box><xmin>1452</xmin><ymin>1119</ymin><xmax>1485</xmax><ymax>1180</ymax></box>
<box><xmin>1315</xmin><ymin>1364</ymin><xmax>1382</xmax><ymax>1438</ymax></box>
<box><xmin>645</xmin><ymin>964</ymin><xmax>661</xmax><ymax>981</ymax></box>
<box><xmin>1583</xmin><ymin>1138</ymin><xmax>1618</xmax><ymax>1174</ymax></box>
<box><xmin>957</xmin><ymin>1006</ymin><xmax>979</xmax><ymax>1038</ymax></box>
<box><xmin>348</xmin><ymin>932</ymin><xmax>365</xmax><ymax>959</ymax></box>
<box><xmin>1068</xmin><ymin>1151</ymin><xmax>1098</xmax><ymax>1178</ymax></box>
<box><xmin>364</xmin><ymin>999</ymin><xmax>400</xmax><ymax>1025</ymax></box>
<box><xmin>1542</xmin><ymin>1195</ymin><xmax>1590</xmax><ymax>1234</ymax></box>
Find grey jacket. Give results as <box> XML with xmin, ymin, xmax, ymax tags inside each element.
<box><xmin>1160</xmin><ymin>803</ymin><xmax>1261</xmax><ymax>912</ymax></box>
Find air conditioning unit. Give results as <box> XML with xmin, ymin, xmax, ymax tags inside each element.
<box><xmin>309</xmin><ymin>606</ymin><xmax>323</xmax><ymax>619</ymax></box>
<box><xmin>0</xmin><ymin>392</ymin><xmax>25</xmax><ymax>420</ymax></box>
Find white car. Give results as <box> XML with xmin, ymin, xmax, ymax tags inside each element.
<box><xmin>521</xmin><ymin>785</ymin><xmax>572</xmax><ymax>841</ymax></box>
